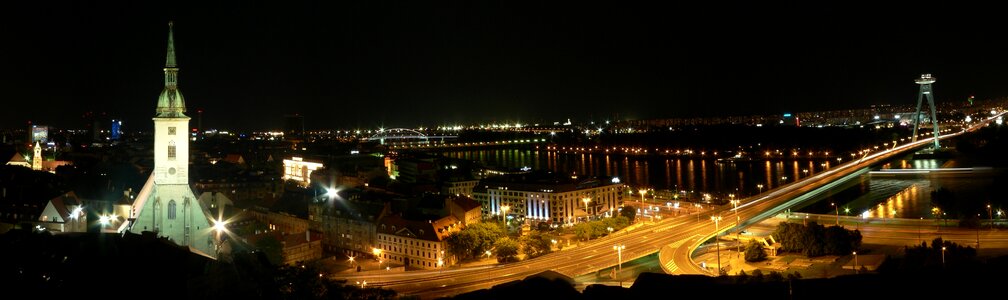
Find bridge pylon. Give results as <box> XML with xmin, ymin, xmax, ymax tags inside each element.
<box><xmin>911</xmin><ymin>73</ymin><xmax>940</xmax><ymax>149</ymax></box>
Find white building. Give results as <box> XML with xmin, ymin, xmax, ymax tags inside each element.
<box><xmin>375</xmin><ymin>214</ymin><xmax>459</xmax><ymax>270</ymax></box>
<box><xmin>127</xmin><ymin>22</ymin><xmax>216</xmax><ymax>258</ymax></box>
<box><xmin>472</xmin><ymin>172</ymin><xmax>623</xmax><ymax>225</ymax></box>
<box><xmin>282</xmin><ymin>156</ymin><xmax>324</xmax><ymax>187</ymax></box>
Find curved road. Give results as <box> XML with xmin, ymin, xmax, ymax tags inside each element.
<box><xmin>331</xmin><ymin>113</ymin><xmax>1004</xmax><ymax>299</ymax></box>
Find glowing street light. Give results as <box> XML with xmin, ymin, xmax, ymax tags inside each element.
<box><xmin>853</xmin><ymin>251</ymin><xmax>858</xmax><ymax>274</ymax></box>
<box><xmin>638</xmin><ymin>189</ymin><xmax>648</xmax><ymax>203</ymax></box>
<box><xmin>613</xmin><ymin>244</ymin><xmax>626</xmax><ymax>271</ymax></box>
<box><xmin>711</xmin><ymin>215</ymin><xmax>723</xmax><ymax>274</ymax></box>
<box><xmin>582</xmin><ymin>198</ymin><xmax>591</xmax><ymax>221</ymax></box>
<box><xmin>500</xmin><ymin>205</ymin><xmax>510</xmax><ymax>223</ymax></box>
<box><xmin>831</xmin><ymin>203</ymin><xmax>839</xmax><ymax>226</ymax></box>
<box><xmin>730</xmin><ymin>199</ymin><xmax>741</xmax><ymax>257</ymax></box>
<box><xmin>756</xmin><ymin>184</ymin><xmax>764</xmax><ymax>194</ymax></box>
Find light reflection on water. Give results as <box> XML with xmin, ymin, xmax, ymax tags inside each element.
<box><xmin>443</xmin><ymin>149</ymin><xmax>832</xmax><ymax>195</ymax></box>
<box><xmin>446</xmin><ymin>150</ymin><xmax>994</xmax><ymax>219</ymax></box>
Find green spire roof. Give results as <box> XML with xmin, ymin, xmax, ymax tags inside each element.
<box><xmin>156</xmin><ymin>21</ymin><xmax>186</xmax><ymax>118</ymax></box>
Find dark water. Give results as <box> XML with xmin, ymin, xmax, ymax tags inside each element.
<box><xmin>445</xmin><ymin>149</ymin><xmax>999</xmax><ymax>219</ymax></box>
<box><xmin>443</xmin><ymin>149</ymin><xmax>835</xmax><ymax>196</ymax></box>
<box><xmin>796</xmin><ymin>158</ymin><xmax>997</xmax><ymax>219</ymax></box>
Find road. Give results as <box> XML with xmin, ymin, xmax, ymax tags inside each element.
<box><xmin>750</xmin><ymin>213</ymin><xmax>1008</xmax><ymax>251</ymax></box>
<box><xmin>331</xmin><ymin>113</ymin><xmax>1005</xmax><ymax>299</ymax></box>
<box><xmin>663</xmin><ymin>112</ymin><xmax>1007</xmax><ymax>275</ymax></box>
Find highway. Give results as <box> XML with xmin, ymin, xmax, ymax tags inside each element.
<box><xmin>331</xmin><ymin>112</ymin><xmax>1005</xmax><ymax>299</ymax></box>
<box><xmin>750</xmin><ymin>214</ymin><xmax>1008</xmax><ymax>251</ymax></box>
<box><xmin>663</xmin><ymin>112</ymin><xmax>1007</xmax><ymax>275</ymax></box>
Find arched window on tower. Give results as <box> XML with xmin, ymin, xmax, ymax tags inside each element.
<box><xmin>168</xmin><ymin>141</ymin><xmax>176</xmax><ymax>160</ymax></box>
<box><xmin>168</xmin><ymin>200</ymin><xmax>177</xmax><ymax>220</ymax></box>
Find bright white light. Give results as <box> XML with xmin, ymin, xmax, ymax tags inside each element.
<box><xmin>213</xmin><ymin>219</ymin><xmax>228</xmax><ymax>233</ymax></box>
<box><xmin>99</xmin><ymin>215</ymin><xmax>111</xmax><ymax>226</ymax></box>
<box><xmin>966</xmin><ymin>116</ymin><xmax>973</xmax><ymax>122</ymax></box>
<box><xmin>873</xmin><ymin>115</ymin><xmax>880</xmax><ymax>120</ymax></box>
<box><xmin>70</xmin><ymin>207</ymin><xmax>83</xmax><ymax>220</ymax></box>
<box><xmin>861</xmin><ymin>211</ymin><xmax>870</xmax><ymax>219</ymax></box>
<box><xmin>611</xmin><ymin>177</ymin><xmax>620</xmax><ymax>184</ymax></box>
<box><xmin>894</xmin><ymin>115</ymin><xmax>901</xmax><ymax>119</ymax></box>
<box><xmin>325</xmin><ymin>187</ymin><xmax>337</xmax><ymax>197</ymax></box>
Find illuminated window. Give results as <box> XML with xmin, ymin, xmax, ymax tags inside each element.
<box><xmin>168</xmin><ymin>200</ymin><xmax>177</xmax><ymax>220</ymax></box>
<box><xmin>168</xmin><ymin>127</ymin><xmax>176</xmax><ymax>135</ymax></box>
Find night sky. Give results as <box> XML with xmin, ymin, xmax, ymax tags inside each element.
<box><xmin>2</xmin><ymin>2</ymin><xmax>1006</xmax><ymax>131</ymax></box>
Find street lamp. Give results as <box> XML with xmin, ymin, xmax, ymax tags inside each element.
<box><xmin>829</xmin><ymin>203</ymin><xmax>839</xmax><ymax>226</ymax></box>
<box><xmin>932</xmin><ymin>207</ymin><xmax>941</xmax><ymax>232</ymax></box>
<box><xmin>638</xmin><ymin>189</ymin><xmax>648</xmax><ymax>204</ymax></box>
<box><xmin>988</xmin><ymin>204</ymin><xmax>993</xmax><ymax>230</ymax></box>
<box><xmin>711</xmin><ymin>215</ymin><xmax>722</xmax><ymax>275</ymax></box>
<box><xmin>730</xmin><ymin>199</ymin><xmax>741</xmax><ymax>257</ymax></box>
<box><xmin>756</xmin><ymin>184</ymin><xmax>764</xmax><ymax>194</ymax></box>
<box><xmin>212</xmin><ymin>218</ymin><xmax>229</xmax><ymax>256</ymax></box>
<box><xmin>607</xmin><ymin>226</ymin><xmax>614</xmax><ymax>235</ymax></box>
<box><xmin>852</xmin><ymin>251</ymin><xmax>858</xmax><ymax>274</ymax></box>
<box><xmin>582</xmin><ymin>198</ymin><xmax>591</xmax><ymax>221</ymax></box>
<box><xmin>613</xmin><ymin>244</ymin><xmax>625</xmax><ymax>271</ymax></box>
<box><xmin>500</xmin><ymin>205</ymin><xmax>510</xmax><ymax>223</ymax></box>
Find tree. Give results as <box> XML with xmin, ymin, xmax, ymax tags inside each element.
<box><xmin>494</xmin><ymin>237</ymin><xmax>519</xmax><ymax>263</ymax></box>
<box><xmin>772</xmin><ymin>222</ymin><xmax>861</xmax><ymax>257</ymax></box>
<box><xmin>254</xmin><ymin>235</ymin><xmax>283</xmax><ymax>266</ymax></box>
<box><xmin>521</xmin><ymin>232</ymin><xmax>555</xmax><ymax>259</ymax></box>
<box><xmin>745</xmin><ymin>240</ymin><xmax>767</xmax><ymax>262</ymax></box>
<box><xmin>446</xmin><ymin>222</ymin><xmax>506</xmax><ymax>260</ymax></box>
<box><xmin>620</xmin><ymin>207</ymin><xmax>636</xmax><ymax>222</ymax></box>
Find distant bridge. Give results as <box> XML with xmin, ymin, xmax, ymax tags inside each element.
<box><xmin>364</xmin><ymin>128</ymin><xmax>457</xmax><ymax>145</ymax></box>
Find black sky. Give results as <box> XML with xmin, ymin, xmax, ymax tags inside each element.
<box><xmin>2</xmin><ymin>1</ymin><xmax>1007</xmax><ymax>131</ymax></box>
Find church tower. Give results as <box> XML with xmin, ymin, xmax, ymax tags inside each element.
<box><xmin>128</xmin><ymin>22</ymin><xmax>215</xmax><ymax>257</ymax></box>
<box><xmin>31</xmin><ymin>141</ymin><xmax>42</xmax><ymax>171</ymax></box>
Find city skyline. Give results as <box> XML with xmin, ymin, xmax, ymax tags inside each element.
<box><xmin>3</xmin><ymin>2</ymin><xmax>1007</xmax><ymax>131</ymax></box>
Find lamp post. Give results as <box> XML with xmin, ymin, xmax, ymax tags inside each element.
<box><xmin>711</xmin><ymin>215</ymin><xmax>722</xmax><ymax>275</ymax></box>
<box><xmin>582</xmin><ymin>198</ymin><xmax>591</xmax><ymax>222</ymax></box>
<box><xmin>731</xmin><ymin>199</ymin><xmax>740</xmax><ymax>257</ymax></box>
<box><xmin>932</xmin><ymin>207</ymin><xmax>941</xmax><ymax>232</ymax></box>
<box><xmin>500</xmin><ymin>205</ymin><xmax>510</xmax><ymax>224</ymax></box>
<box><xmin>639</xmin><ymin>189</ymin><xmax>648</xmax><ymax>204</ymax></box>
<box><xmin>757</xmin><ymin>184</ymin><xmax>764</xmax><ymax>194</ymax></box>
<box><xmin>918</xmin><ymin>217</ymin><xmax>923</xmax><ymax>242</ymax></box>
<box><xmin>852</xmin><ymin>251</ymin><xmax>858</xmax><ymax>274</ymax></box>
<box><xmin>213</xmin><ymin>218</ymin><xmax>228</xmax><ymax>257</ymax></box>
<box><xmin>977</xmin><ymin>213</ymin><xmax>981</xmax><ymax>250</ymax></box>
<box><xmin>988</xmin><ymin>204</ymin><xmax>993</xmax><ymax>230</ymax></box>
<box><xmin>613</xmin><ymin>244</ymin><xmax>625</xmax><ymax>270</ymax></box>
<box><xmin>831</xmin><ymin>203</ymin><xmax>839</xmax><ymax>226</ymax></box>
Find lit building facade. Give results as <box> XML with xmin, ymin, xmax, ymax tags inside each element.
<box><xmin>442</xmin><ymin>179</ymin><xmax>478</xmax><ymax>197</ymax></box>
<box><xmin>472</xmin><ymin>172</ymin><xmax>623</xmax><ymax>225</ymax></box>
<box><xmin>283</xmin><ymin>156</ymin><xmax>324</xmax><ymax>186</ymax></box>
<box><xmin>375</xmin><ymin>215</ymin><xmax>459</xmax><ymax>270</ymax></box>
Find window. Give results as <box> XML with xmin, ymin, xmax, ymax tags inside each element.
<box><xmin>168</xmin><ymin>200</ymin><xmax>177</xmax><ymax>220</ymax></box>
<box><xmin>168</xmin><ymin>127</ymin><xmax>176</xmax><ymax>135</ymax></box>
<box><xmin>168</xmin><ymin>142</ymin><xmax>176</xmax><ymax>160</ymax></box>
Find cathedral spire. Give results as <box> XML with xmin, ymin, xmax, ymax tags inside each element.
<box><xmin>156</xmin><ymin>21</ymin><xmax>186</xmax><ymax>118</ymax></box>
<box><xmin>166</xmin><ymin>21</ymin><xmax>176</xmax><ymax>69</ymax></box>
